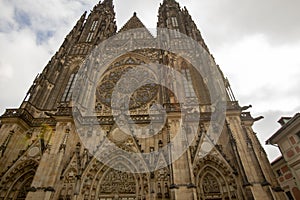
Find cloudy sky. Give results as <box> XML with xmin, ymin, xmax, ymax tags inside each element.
<box><xmin>0</xmin><ymin>0</ymin><xmax>299</xmax><ymax>161</ymax></box>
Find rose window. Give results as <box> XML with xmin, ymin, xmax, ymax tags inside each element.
<box><xmin>96</xmin><ymin>65</ymin><xmax>159</xmax><ymax>109</ymax></box>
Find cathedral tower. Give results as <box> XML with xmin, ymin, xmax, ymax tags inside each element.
<box><xmin>23</xmin><ymin>0</ymin><xmax>116</xmax><ymax>110</ymax></box>
<box><xmin>0</xmin><ymin>0</ymin><xmax>284</xmax><ymax>199</ymax></box>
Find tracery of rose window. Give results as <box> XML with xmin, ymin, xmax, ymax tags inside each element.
<box><xmin>96</xmin><ymin>65</ymin><xmax>159</xmax><ymax>109</ymax></box>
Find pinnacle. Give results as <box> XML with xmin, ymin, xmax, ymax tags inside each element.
<box><xmin>162</xmin><ymin>0</ymin><xmax>180</xmax><ymax>7</ymax></box>
<box><xmin>102</xmin><ymin>0</ymin><xmax>113</xmax><ymax>6</ymax></box>
<box><xmin>163</xmin><ymin>0</ymin><xmax>177</xmax><ymax>3</ymax></box>
<box><xmin>93</xmin><ymin>0</ymin><xmax>114</xmax><ymax>14</ymax></box>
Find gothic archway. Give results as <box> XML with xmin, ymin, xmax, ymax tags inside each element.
<box><xmin>14</xmin><ymin>174</ymin><xmax>35</xmax><ymax>200</ymax></box>
<box><xmin>194</xmin><ymin>156</ymin><xmax>238</xmax><ymax>200</ymax></box>
<box><xmin>200</xmin><ymin>171</ymin><xmax>223</xmax><ymax>200</ymax></box>
<box><xmin>0</xmin><ymin>160</ymin><xmax>38</xmax><ymax>200</ymax></box>
<box><xmin>80</xmin><ymin>157</ymin><xmax>149</xmax><ymax>200</ymax></box>
<box><xmin>197</xmin><ymin>166</ymin><xmax>232</xmax><ymax>200</ymax></box>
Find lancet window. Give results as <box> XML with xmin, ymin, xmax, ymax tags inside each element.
<box><xmin>61</xmin><ymin>73</ymin><xmax>78</xmax><ymax>102</ymax></box>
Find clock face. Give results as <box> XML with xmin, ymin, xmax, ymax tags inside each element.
<box><xmin>96</xmin><ymin>65</ymin><xmax>159</xmax><ymax>110</ymax></box>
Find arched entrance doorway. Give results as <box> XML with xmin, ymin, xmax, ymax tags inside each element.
<box><xmin>195</xmin><ymin>159</ymin><xmax>238</xmax><ymax>200</ymax></box>
<box><xmin>0</xmin><ymin>160</ymin><xmax>38</xmax><ymax>200</ymax></box>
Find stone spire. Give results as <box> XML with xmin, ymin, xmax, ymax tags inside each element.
<box><xmin>78</xmin><ymin>0</ymin><xmax>116</xmax><ymax>44</ymax></box>
<box><xmin>23</xmin><ymin>0</ymin><xmax>117</xmax><ymax>111</ymax></box>
<box><xmin>102</xmin><ymin>0</ymin><xmax>113</xmax><ymax>7</ymax></box>
<box><xmin>157</xmin><ymin>0</ymin><xmax>209</xmax><ymax>52</ymax></box>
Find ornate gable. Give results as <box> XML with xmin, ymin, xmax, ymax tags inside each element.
<box><xmin>119</xmin><ymin>12</ymin><xmax>148</xmax><ymax>32</ymax></box>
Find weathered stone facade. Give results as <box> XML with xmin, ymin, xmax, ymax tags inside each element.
<box><xmin>0</xmin><ymin>0</ymin><xmax>284</xmax><ymax>199</ymax></box>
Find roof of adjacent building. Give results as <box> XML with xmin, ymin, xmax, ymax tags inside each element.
<box><xmin>266</xmin><ymin>113</ymin><xmax>300</xmax><ymax>145</ymax></box>
<box><xmin>271</xmin><ymin>155</ymin><xmax>284</xmax><ymax>166</ymax></box>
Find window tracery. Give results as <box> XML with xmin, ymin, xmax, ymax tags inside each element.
<box><xmin>90</xmin><ymin>20</ymin><xmax>99</xmax><ymax>31</ymax></box>
<box><xmin>96</xmin><ymin>60</ymin><xmax>159</xmax><ymax>110</ymax></box>
<box><xmin>181</xmin><ymin>62</ymin><xmax>196</xmax><ymax>98</ymax></box>
<box><xmin>86</xmin><ymin>32</ymin><xmax>94</xmax><ymax>43</ymax></box>
<box><xmin>171</xmin><ymin>17</ymin><xmax>178</xmax><ymax>27</ymax></box>
<box><xmin>202</xmin><ymin>173</ymin><xmax>221</xmax><ymax>194</ymax></box>
<box><xmin>194</xmin><ymin>156</ymin><xmax>239</xmax><ymax>200</ymax></box>
<box><xmin>61</xmin><ymin>73</ymin><xmax>78</xmax><ymax>102</ymax></box>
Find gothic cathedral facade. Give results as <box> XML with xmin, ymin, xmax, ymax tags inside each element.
<box><xmin>0</xmin><ymin>0</ymin><xmax>285</xmax><ymax>199</ymax></box>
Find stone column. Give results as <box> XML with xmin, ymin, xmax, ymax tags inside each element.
<box><xmin>226</xmin><ymin>112</ymin><xmax>271</xmax><ymax>200</ymax></box>
<box><xmin>168</xmin><ymin>118</ymin><xmax>197</xmax><ymax>200</ymax></box>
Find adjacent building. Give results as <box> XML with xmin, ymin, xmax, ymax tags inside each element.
<box><xmin>267</xmin><ymin>113</ymin><xmax>300</xmax><ymax>200</ymax></box>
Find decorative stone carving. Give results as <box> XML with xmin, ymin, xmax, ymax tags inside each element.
<box><xmin>99</xmin><ymin>168</ymin><xmax>136</xmax><ymax>194</ymax></box>
<box><xmin>202</xmin><ymin>173</ymin><xmax>220</xmax><ymax>194</ymax></box>
<box><xmin>28</xmin><ymin>147</ymin><xmax>40</xmax><ymax>157</ymax></box>
<box><xmin>96</xmin><ymin>62</ymin><xmax>159</xmax><ymax>110</ymax></box>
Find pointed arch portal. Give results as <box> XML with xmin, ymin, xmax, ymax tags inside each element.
<box><xmin>0</xmin><ymin>160</ymin><xmax>38</xmax><ymax>200</ymax></box>
<box><xmin>79</xmin><ymin>157</ymin><xmax>150</xmax><ymax>200</ymax></box>
<box><xmin>196</xmin><ymin>163</ymin><xmax>238</xmax><ymax>200</ymax></box>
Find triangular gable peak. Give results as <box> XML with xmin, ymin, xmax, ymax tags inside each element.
<box><xmin>119</xmin><ymin>12</ymin><xmax>153</xmax><ymax>37</ymax></box>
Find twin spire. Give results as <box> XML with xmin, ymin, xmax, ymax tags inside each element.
<box><xmin>82</xmin><ymin>0</ymin><xmax>207</xmax><ymax>50</ymax></box>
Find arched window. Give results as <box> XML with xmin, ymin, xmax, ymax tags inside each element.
<box><xmin>171</xmin><ymin>17</ymin><xmax>178</xmax><ymax>27</ymax></box>
<box><xmin>90</xmin><ymin>20</ymin><xmax>99</xmax><ymax>31</ymax></box>
<box><xmin>86</xmin><ymin>32</ymin><xmax>94</xmax><ymax>43</ymax></box>
<box><xmin>0</xmin><ymin>160</ymin><xmax>38</xmax><ymax>200</ymax></box>
<box><xmin>85</xmin><ymin>20</ymin><xmax>98</xmax><ymax>43</ymax></box>
<box><xmin>61</xmin><ymin>73</ymin><xmax>78</xmax><ymax>102</ymax></box>
<box><xmin>196</xmin><ymin>163</ymin><xmax>238</xmax><ymax>200</ymax></box>
<box><xmin>181</xmin><ymin>61</ymin><xmax>195</xmax><ymax>98</ymax></box>
<box><xmin>15</xmin><ymin>176</ymin><xmax>34</xmax><ymax>200</ymax></box>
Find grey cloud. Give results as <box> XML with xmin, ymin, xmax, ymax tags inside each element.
<box><xmin>187</xmin><ymin>0</ymin><xmax>300</xmax><ymax>48</ymax></box>
<box><xmin>240</xmin><ymin>83</ymin><xmax>300</xmax><ymax>104</ymax></box>
<box><xmin>115</xmin><ymin>0</ymin><xmax>161</xmax><ymax>29</ymax></box>
<box><xmin>252</xmin><ymin>108</ymin><xmax>300</xmax><ymax>161</ymax></box>
<box><xmin>14</xmin><ymin>8</ymin><xmax>31</xmax><ymax>28</ymax></box>
<box><xmin>113</xmin><ymin>0</ymin><xmax>300</xmax><ymax>50</ymax></box>
<box><xmin>3</xmin><ymin>0</ymin><xmax>97</xmax><ymax>46</ymax></box>
<box><xmin>36</xmin><ymin>30</ymin><xmax>54</xmax><ymax>45</ymax></box>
